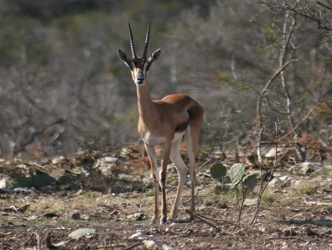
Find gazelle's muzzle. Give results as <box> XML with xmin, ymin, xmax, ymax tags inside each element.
<box><xmin>135</xmin><ymin>71</ymin><xmax>145</xmax><ymax>85</ymax></box>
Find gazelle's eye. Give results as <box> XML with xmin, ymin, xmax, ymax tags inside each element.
<box><xmin>131</xmin><ymin>62</ymin><xmax>136</xmax><ymax>71</ymax></box>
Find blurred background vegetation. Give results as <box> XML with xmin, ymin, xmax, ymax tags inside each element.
<box><xmin>0</xmin><ymin>0</ymin><xmax>332</xmax><ymax>159</ymax></box>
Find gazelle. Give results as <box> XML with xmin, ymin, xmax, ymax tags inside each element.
<box><xmin>117</xmin><ymin>23</ymin><xmax>204</xmax><ymax>224</ymax></box>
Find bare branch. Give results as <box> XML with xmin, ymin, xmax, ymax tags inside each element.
<box><xmin>185</xmin><ymin>209</ymin><xmax>221</xmax><ymax>232</ymax></box>
<box><xmin>277</xmin><ymin>101</ymin><xmax>322</xmax><ymax>141</ymax></box>
<box><xmin>13</xmin><ymin>117</ymin><xmax>67</xmax><ymax>155</ymax></box>
<box><xmin>317</xmin><ymin>1</ymin><xmax>332</xmax><ymax>11</ymax></box>
<box><xmin>256</xmin><ymin>59</ymin><xmax>298</xmax><ymax>121</ymax></box>
<box><xmin>260</xmin><ymin>0</ymin><xmax>332</xmax><ymax>31</ymax></box>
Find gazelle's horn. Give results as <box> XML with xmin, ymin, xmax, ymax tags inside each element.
<box><xmin>128</xmin><ymin>22</ymin><xmax>137</xmax><ymax>58</ymax></box>
<box><xmin>143</xmin><ymin>22</ymin><xmax>151</xmax><ymax>59</ymax></box>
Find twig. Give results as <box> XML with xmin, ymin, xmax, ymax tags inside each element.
<box><xmin>220</xmin><ymin>133</ymin><xmax>242</xmax><ymax>145</ymax></box>
<box><xmin>185</xmin><ymin>210</ymin><xmax>248</xmax><ymax>242</ymax></box>
<box><xmin>34</xmin><ymin>232</ymin><xmax>41</xmax><ymax>250</ymax></box>
<box><xmin>23</xmin><ymin>233</ymin><xmax>34</xmax><ymax>247</ymax></box>
<box><xmin>317</xmin><ymin>1</ymin><xmax>332</xmax><ymax>11</ymax></box>
<box><xmin>196</xmin><ymin>213</ymin><xmax>240</xmax><ymax>227</ymax></box>
<box><xmin>125</xmin><ymin>242</ymin><xmax>143</xmax><ymax>250</ymax></box>
<box><xmin>182</xmin><ymin>197</ymin><xmax>192</xmax><ymax>204</ymax></box>
<box><xmin>237</xmin><ymin>187</ymin><xmax>246</xmax><ymax>223</ymax></box>
<box><xmin>185</xmin><ymin>209</ymin><xmax>221</xmax><ymax>232</ymax></box>
<box><xmin>256</xmin><ymin>59</ymin><xmax>298</xmax><ymax>120</ymax></box>
<box><xmin>251</xmin><ymin>125</ymin><xmax>292</xmax><ymax>225</ymax></box>
<box><xmin>24</xmin><ymin>232</ymin><xmax>41</xmax><ymax>250</ymax></box>
<box><xmin>197</xmin><ymin>183</ymin><xmax>213</xmax><ymax>191</ymax></box>
<box><xmin>197</xmin><ymin>159</ymin><xmax>212</xmax><ymax>173</ymax></box>
<box><xmin>95</xmin><ymin>244</ymin><xmax>128</xmax><ymax>250</ymax></box>
<box><xmin>277</xmin><ymin>101</ymin><xmax>322</xmax><ymax>141</ymax></box>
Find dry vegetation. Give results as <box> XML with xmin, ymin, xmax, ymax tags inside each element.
<box><xmin>1</xmin><ymin>1</ymin><xmax>332</xmax><ymax>249</ymax></box>
<box><xmin>1</xmin><ymin>144</ymin><xmax>332</xmax><ymax>249</ymax></box>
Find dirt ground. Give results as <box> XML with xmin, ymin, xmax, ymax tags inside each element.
<box><xmin>1</xmin><ymin>147</ymin><xmax>332</xmax><ymax>249</ymax></box>
<box><xmin>2</xmin><ymin>185</ymin><xmax>332</xmax><ymax>250</ymax></box>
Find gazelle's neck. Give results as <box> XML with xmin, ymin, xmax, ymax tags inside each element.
<box><xmin>136</xmin><ymin>82</ymin><xmax>158</xmax><ymax>126</ymax></box>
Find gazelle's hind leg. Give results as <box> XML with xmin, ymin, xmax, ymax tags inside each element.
<box><xmin>168</xmin><ymin>139</ymin><xmax>188</xmax><ymax>221</ymax></box>
<box><xmin>185</xmin><ymin>124</ymin><xmax>201</xmax><ymax>221</ymax></box>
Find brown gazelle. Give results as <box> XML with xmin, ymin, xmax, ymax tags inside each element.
<box><xmin>117</xmin><ymin>23</ymin><xmax>204</xmax><ymax>224</ymax></box>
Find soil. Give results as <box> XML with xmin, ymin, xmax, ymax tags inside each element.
<box><xmin>1</xmin><ymin>147</ymin><xmax>332</xmax><ymax>249</ymax></box>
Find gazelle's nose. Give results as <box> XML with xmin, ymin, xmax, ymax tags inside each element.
<box><xmin>136</xmin><ymin>72</ymin><xmax>145</xmax><ymax>85</ymax></box>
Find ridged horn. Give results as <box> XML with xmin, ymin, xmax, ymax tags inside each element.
<box><xmin>143</xmin><ymin>22</ymin><xmax>151</xmax><ymax>59</ymax></box>
<box><xmin>128</xmin><ymin>22</ymin><xmax>137</xmax><ymax>58</ymax></box>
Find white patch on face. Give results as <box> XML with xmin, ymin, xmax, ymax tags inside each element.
<box><xmin>130</xmin><ymin>61</ymin><xmax>149</xmax><ymax>85</ymax></box>
<box><xmin>131</xmin><ymin>63</ymin><xmax>145</xmax><ymax>85</ymax></box>
<box><xmin>143</xmin><ymin>62</ymin><xmax>149</xmax><ymax>75</ymax></box>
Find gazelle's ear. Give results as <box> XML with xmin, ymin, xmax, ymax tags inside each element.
<box><xmin>118</xmin><ymin>48</ymin><xmax>133</xmax><ymax>69</ymax></box>
<box><xmin>147</xmin><ymin>49</ymin><xmax>161</xmax><ymax>65</ymax></box>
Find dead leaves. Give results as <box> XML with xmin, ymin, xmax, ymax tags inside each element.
<box><xmin>3</xmin><ymin>204</ymin><xmax>30</xmax><ymax>213</ymax></box>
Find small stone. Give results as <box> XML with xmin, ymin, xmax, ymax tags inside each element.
<box><xmin>0</xmin><ymin>178</ymin><xmax>6</xmax><ymax>189</ymax></box>
<box><xmin>292</xmin><ymin>179</ymin><xmax>302</xmax><ymax>186</ymax></box>
<box><xmin>52</xmin><ymin>156</ymin><xmax>65</xmax><ymax>164</ymax></box>
<box><xmin>129</xmin><ymin>231</ymin><xmax>147</xmax><ymax>240</ymax></box>
<box><xmin>104</xmin><ymin>156</ymin><xmax>118</xmax><ymax>162</ymax></box>
<box><xmin>51</xmin><ymin>241</ymin><xmax>68</xmax><ymax>247</ymax></box>
<box><xmin>143</xmin><ymin>240</ymin><xmax>172</xmax><ymax>249</ymax></box>
<box><xmin>170</xmin><ymin>222</ymin><xmax>178</xmax><ymax>227</ymax></box>
<box><xmin>127</xmin><ymin>212</ymin><xmax>145</xmax><ymax>221</ymax></box>
<box><xmin>25</xmin><ymin>215</ymin><xmax>39</xmax><ymax>220</ymax></box>
<box><xmin>14</xmin><ymin>187</ymin><xmax>36</xmax><ymax>194</ymax></box>
<box><xmin>299</xmin><ymin>162</ymin><xmax>323</xmax><ymax>174</ymax></box>
<box><xmin>82</xmin><ymin>215</ymin><xmax>90</xmax><ymax>220</ymax></box>
<box><xmin>279</xmin><ymin>175</ymin><xmax>288</xmax><ymax>181</ymax></box>
<box><xmin>267</xmin><ymin>177</ymin><xmax>279</xmax><ymax>188</ymax></box>
<box><xmin>68</xmin><ymin>228</ymin><xmax>96</xmax><ymax>239</ymax></box>
<box><xmin>162</xmin><ymin>244</ymin><xmax>176</xmax><ymax>250</ymax></box>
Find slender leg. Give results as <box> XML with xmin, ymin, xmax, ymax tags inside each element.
<box><xmin>185</xmin><ymin>126</ymin><xmax>197</xmax><ymax>221</ymax></box>
<box><xmin>168</xmin><ymin>139</ymin><xmax>188</xmax><ymax>221</ymax></box>
<box><xmin>145</xmin><ymin>143</ymin><xmax>159</xmax><ymax>224</ymax></box>
<box><xmin>160</xmin><ymin>141</ymin><xmax>172</xmax><ymax>224</ymax></box>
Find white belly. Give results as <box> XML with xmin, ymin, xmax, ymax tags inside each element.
<box><xmin>143</xmin><ymin>132</ymin><xmax>167</xmax><ymax>145</ymax></box>
<box><xmin>172</xmin><ymin>131</ymin><xmax>186</xmax><ymax>142</ymax></box>
<box><xmin>143</xmin><ymin>130</ymin><xmax>186</xmax><ymax>146</ymax></box>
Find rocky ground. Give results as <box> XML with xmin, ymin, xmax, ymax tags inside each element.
<box><xmin>1</xmin><ymin>144</ymin><xmax>332</xmax><ymax>249</ymax></box>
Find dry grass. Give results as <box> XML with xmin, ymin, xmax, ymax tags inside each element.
<box><xmin>292</xmin><ymin>179</ymin><xmax>320</xmax><ymax>196</ymax></box>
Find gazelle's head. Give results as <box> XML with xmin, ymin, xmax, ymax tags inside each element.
<box><xmin>118</xmin><ymin>23</ymin><xmax>161</xmax><ymax>85</ymax></box>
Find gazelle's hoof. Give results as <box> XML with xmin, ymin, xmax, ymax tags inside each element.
<box><xmin>167</xmin><ymin>214</ymin><xmax>176</xmax><ymax>222</ymax></box>
<box><xmin>189</xmin><ymin>215</ymin><xmax>195</xmax><ymax>222</ymax></box>
<box><xmin>151</xmin><ymin>216</ymin><xmax>157</xmax><ymax>224</ymax></box>
<box><xmin>160</xmin><ymin>217</ymin><xmax>167</xmax><ymax>224</ymax></box>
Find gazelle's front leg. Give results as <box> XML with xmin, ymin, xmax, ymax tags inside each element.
<box><xmin>160</xmin><ymin>141</ymin><xmax>172</xmax><ymax>224</ymax></box>
<box><xmin>145</xmin><ymin>144</ymin><xmax>159</xmax><ymax>223</ymax></box>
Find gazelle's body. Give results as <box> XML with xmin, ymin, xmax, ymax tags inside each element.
<box><xmin>118</xmin><ymin>23</ymin><xmax>203</xmax><ymax>223</ymax></box>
